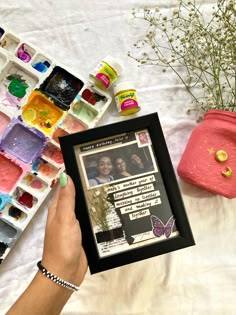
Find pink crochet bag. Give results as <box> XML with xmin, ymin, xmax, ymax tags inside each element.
<box><xmin>177</xmin><ymin>110</ymin><xmax>236</xmax><ymax>198</ymax></box>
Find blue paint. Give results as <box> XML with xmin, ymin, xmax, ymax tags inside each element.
<box><xmin>32</xmin><ymin>160</ymin><xmax>40</xmax><ymax>173</ymax></box>
<box><xmin>32</xmin><ymin>61</ymin><xmax>50</xmax><ymax>73</ymax></box>
<box><xmin>0</xmin><ymin>193</ymin><xmax>12</xmax><ymax>211</ymax></box>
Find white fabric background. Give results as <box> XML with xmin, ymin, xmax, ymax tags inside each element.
<box><xmin>1</xmin><ymin>0</ymin><xmax>236</xmax><ymax>314</ymax></box>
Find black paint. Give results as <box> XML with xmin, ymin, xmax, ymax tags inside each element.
<box><xmin>40</xmin><ymin>66</ymin><xmax>84</xmax><ymax>110</ymax></box>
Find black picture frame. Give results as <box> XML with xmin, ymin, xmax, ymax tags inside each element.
<box><xmin>59</xmin><ymin>113</ymin><xmax>195</xmax><ymax>274</ymax></box>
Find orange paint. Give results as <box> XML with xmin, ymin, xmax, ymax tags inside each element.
<box><xmin>52</xmin><ymin>127</ymin><xmax>69</xmax><ymax>144</ymax></box>
<box><xmin>22</xmin><ymin>91</ymin><xmax>64</xmax><ymax>134</ymax></box>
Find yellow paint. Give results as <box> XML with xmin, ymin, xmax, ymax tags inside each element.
<box><xmin>22</xmin><ymin>91</ymin><xmax>64</xmax><ymax>134</ymax></box>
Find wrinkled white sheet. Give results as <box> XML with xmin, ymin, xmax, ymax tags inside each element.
<box><xmin>1</xmin><ymin>0</ymin><xmax>236</xmax><ymax>314</ymax></box>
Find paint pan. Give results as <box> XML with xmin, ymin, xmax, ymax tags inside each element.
<box><xmin>42</xmin><ymin>141</ymin><xmax>64</xmax><ymax>165</ymax></box>
<box><xmin>0</xmin><ymin>111</ymin><xmax>11</xmax><ymax>135</ymax></box>
<box><xmin>0</xmin><ymin>51</ymin><xmax>7</xmax><ymax>70</ymax></box>
<box><xmin>0</xmin><ymin>33</ymin><xmax>20</xmax><ymax>53</ymax></box>
<box><xmin>0</xmin><ymin>154</ymin><xmax>23</xmax><ymax>193</ymax></box>
<box><xmin>32</xmin><ymin>158</ymin><xmax>60</xmax><ymax>180</ymax></box>
<box><xmin>52</xmin><ymin>127</ymin><xmax>69</xmax><ymax>144</ymax></box>
<box><xmin>16</xmin><ymin>43</ymin><xmax>35</xmax><ymax>63</ymax></box>
<box><xmin>0</xmin><ymin>193</ymin><xmax>12</xmax><ymax>211</ymax></box>
<box><xmin>82</xmin><ymin>87</ymin><xmax>108</xmax><ymax>109</ymax></box>
<box><xmin>72</xmin><ymin>98</ymin><xmax>99</xmax><ymax>125</ymax></box>
<box><xmin>32</xmin><ymin>54</ymin><xmax>51</xmax><ymax>73</ymax></box>
<box><xmin>61</xmin><ymin>113</ymin><xmax>87</xmax><ymax>133</ymax></box>
<box><xmin>40</xmin><ymin>66</ymin><xmax>84</xmax><ymax>110</ymax></box>
<box><xmin>21</xmin><ymin>173</ymin><xmax>48</xmax><ymax>193</ymax></box>
<box><xmin>0</xmin><ymin>27</ymin><xmax>5</xmax><ymax>38</ymax></box>
<box><xmin>0</xmin><ymin>241</ymin><xmax>8</xmax><ymax>261</ymax></box>
<box><xmin>13</xmin><ymin>187</ymin><xmax>37</xmax><ymax>210</ymax></box>
<box><xmin>1</xmin><ymin>119</ymin><xmax>46</xmax><ymax>164</ymax></box>
<box><xmin>0</xmin><ymin>203</ymin><xmax>28</xmax><ymax>225</ymax></box>
<box><xmin>22</xmin><ymin>91</ymin><xmax>64</xmax><ymax>134</ymax></box>
<box><xmin>0</xmin><ymin>62</ymin><xmax>39</xmax><ymax>110</ymax></box>
<box><xmin>0</xmin><ymin>219</ymin><xmax>18</xmax><ymax>245</ymax></box>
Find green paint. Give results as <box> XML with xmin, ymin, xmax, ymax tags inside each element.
<box><xmin>73</xmin><ymin>100</ymin><xmax>98</xmax><ymax>124</ymax></box>
<box><xmin>39</xmin><ymin>110</ymin><xmax>49</xmax><ymax>118</ymax></box>
<box><xmin>8</xmin><ymin>79</ymin><xmax>29</xmax><ymax>98</ymax></box>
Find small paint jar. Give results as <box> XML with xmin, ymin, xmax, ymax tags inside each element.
<box><xmin>89</xmin><ymin>56</ymin><xmax>122</xmax><ymax>90</ymax></box>
<box><xmin>114</xmin><ymin>81</ymin><xmax>140</xmax><ymax>116</ymax></box>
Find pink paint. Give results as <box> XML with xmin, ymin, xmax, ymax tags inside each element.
<box><xmin>42</xmin><ymin>142</ymin><xmax>64</xmax><ymax>164</ymax></box>
<box><xmin>0</xmin><ymin>154</ymin><xmax>23</xmax><ymax>193</ymax></box>
<box><xmin>62</xmin><ymin>114</ymin><xmax>86</xmax><ymax>133</ymax></box>
<box><xmin>0</xmin><ymin>112</ymin><xmax>10</xmax><ymax>135</ymax></box>
<box><xmin>30</xmin><ymin>179</ymin><xmax>43</xmax><ymax>189</ymax></box>
<box><xmin>21</xmin><ymin>173</ymin><xmax>47</xmax><ymax>192</ymax></box>
<box><xmin>178</xmin><ymin>110</ymin><xmax>236</xmax><ymax>198</ymax></box>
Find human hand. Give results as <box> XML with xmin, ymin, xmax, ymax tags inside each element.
<box><xmin>41</xmin><ymin>173</ymin><xmax>88</xmax><ymax>287</ymax></box>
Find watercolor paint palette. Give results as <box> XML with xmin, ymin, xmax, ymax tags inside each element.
<box><xmin>0</xmin><ymin>26</ymin><xmax>112</xmax><ymax>264</ymax></box>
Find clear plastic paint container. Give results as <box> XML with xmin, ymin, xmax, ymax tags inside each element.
<box><xmin>89</xmin><ymin>56</ymin><xmax>123</xmax><ymax>90</ymax></box>
<box><xmin>114</xmin><ymin>81</ymin><xmax>140</xmax><ymax>116</ymax></box>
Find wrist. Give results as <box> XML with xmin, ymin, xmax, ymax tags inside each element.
<box><xmin>37</xmin><ymin>261</ymin><xmax>80</xmax><ymax>292</ymax></box>
<box><xmin>41</xmin><ymin>258</ymin><xmax>77</xmax><ymax>284</ymax></box>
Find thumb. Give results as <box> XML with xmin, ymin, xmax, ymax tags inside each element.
<box><xmin>56</xmin><ymin>173</ymin><xmax>76</xmax><ymax>221</ymax></box>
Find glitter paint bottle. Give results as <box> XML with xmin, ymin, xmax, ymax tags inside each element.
<box><xmin>89</xmin><ymin>56</ymin><xmax>123</xmax><ymax>90</ymax></box>
<box><xmin>114</xmin><ymin>81</ymin><xmax>140</xmax><ymax>116</ymax></box>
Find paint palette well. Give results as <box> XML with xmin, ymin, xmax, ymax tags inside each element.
<box><xmin>1</xmin><ymin>120</ymin><xmax>45</xmax><ymax>163</ymax></box>
<box><xmin>0</xmin><ymin>154</ymin><xmax>23</xmax><ymax>193</ymax></box>
<box><xmin>0</xmin><ymin>25</ymin><xmax>112</xmax><ymax>264</ymax></box>
<box><xmin>22</xmin><ymin>91</ymin><xmax>64</xmax><ymax>134</ymax></box>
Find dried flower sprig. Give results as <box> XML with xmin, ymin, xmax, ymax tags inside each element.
<box><xmin>129</xmin><ymin>0</ymin><xmax>236</xmax><ymax>115</ymax></box>
<box><xmin>87</xmin><ymin>186</ymin><xmax>112</xmax><ymax>231</ymax></box>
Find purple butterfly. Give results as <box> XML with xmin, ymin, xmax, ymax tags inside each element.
<box><xmin>150</xmin><ymin>215</ymin><xmax>175</xmax><ymax>238</ymax></box>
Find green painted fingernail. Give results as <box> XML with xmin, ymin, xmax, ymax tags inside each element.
<box><xmin>60</xmin><ymin>172</ymin><xmax>68</xmax><ymax>187</ymax></box>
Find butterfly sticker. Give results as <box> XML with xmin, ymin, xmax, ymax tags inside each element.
<box><xmin>150</xmin><ymin>215</ymin><xmax>175</xmax><ymax>238</ymax></box>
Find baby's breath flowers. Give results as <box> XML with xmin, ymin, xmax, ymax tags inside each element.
<box><xmin>129</xmin><ymin>0</ymin><xmax>236</xmax><ymax>115</ymax></box>
<box><xmin>87</xmin><ymin>186</ymin><xmax>112</xmax><ymax>231</ymax></box>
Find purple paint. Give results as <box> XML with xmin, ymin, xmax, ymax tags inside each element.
<box><xmin>1</xmin><ymin>119</ymin><xmax>46</xmax><ymax>163</ymax></box>
<box><xmin>0</xmin><ymin>28</ymin><xmax>4</xmax><ymax>38</ymax></box>
<box><xmin>16</xmin><ymin>44</ymin><xmax>32</xmax><ymax>63</ymax></box>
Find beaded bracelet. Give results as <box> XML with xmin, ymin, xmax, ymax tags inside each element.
<box><xmin>37</xmin><ymin>261</ymin><xmax>79</xmax><ymax>292</ymax></box>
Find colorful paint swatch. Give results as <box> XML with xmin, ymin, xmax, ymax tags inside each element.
<box><xmin>0</xmin><ymin>112</ymin><xmax>10</xmax><ymax>135</ymax></box>
<box><xmin>72</xmin><ymin>99</ymin><xmax>98</xmax><ymax>124</ymax></box>
<box><xmin>21</xmin><ymin>173</ymin><xmax>47</xmax><ymax>193</ymax></box>
<box><xmin>52</xmin><ymin>127</ymin><xmax>69</xmax><ymax>144</ymax></box>
<box><xmin>22</xmin><ymin>91</ymin><xmax>64</xmax><ymax>134</ymax></box>
<box><xmin>62</xmin><ymin>114</ymin><xmax>87</xmax><ymax>133</ymax></box>
<box><xmin>0</xmin><ymin>154</ymin><xmax>23</xmax><ymax>193</ymax></box>
<box><xmin>40</xmin><ymin>66</ymin><xmax>84</xmax><ymax>110</ymax></box>
<box><xmin>42</xmin><ymin>141</ymin><xmax>64</xmax><ymax>164</ymax></box>
<box><xmin>1</xmin><ymin>120</ymin><xmax>45</xmax><ymax>163</ymax></box>
<box><xmin>0</xmin><ymin>26</ymin><xmax>112</xmax><ymax>264</ymax></box>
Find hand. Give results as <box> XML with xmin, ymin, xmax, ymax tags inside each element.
<box><xmin>41</xmin><ymin>173</ymin><xmax>88</xmax><ymax>286</ymax></box>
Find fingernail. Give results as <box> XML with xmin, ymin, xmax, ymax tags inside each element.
<box><xmin>60</xmin><ymin>172</ymin><xmax>68</xmax><ymax>187</ymax></box>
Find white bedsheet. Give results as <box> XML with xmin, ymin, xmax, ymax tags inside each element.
<box><xmin>1</xmin><ymin>0</ymin><xmax>236</xmax><ymax>314</ymax></box>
